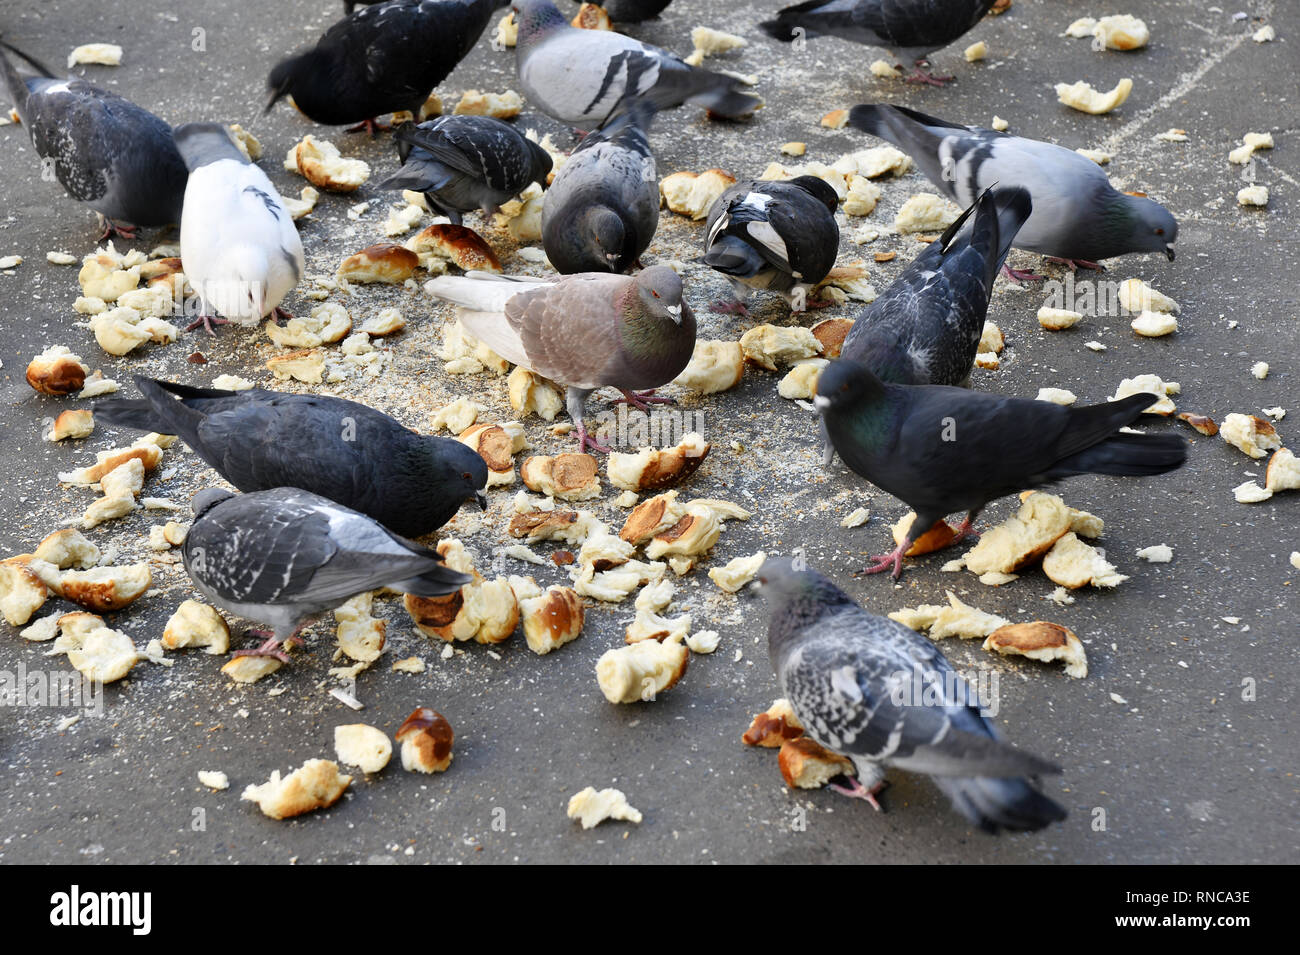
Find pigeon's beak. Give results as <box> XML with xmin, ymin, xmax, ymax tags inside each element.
<box><xmin>665</xmin><ymin>303</ymin><xmax>682</xmax><ymax>324</ymax></box>
<box><xmin>813</xmin><ymin>395</ymin><xmax>830</xmax><ymax>412</ymax></box>
<box><xmin>263</xmin><ymin>87</ymin><xmax>283</xmax><ymax>116</ymax></box>
<box><xmin>605</xmin><ymin>252</ymin><xmax>620</xmax><ymax>266</ymax></box>
<box><xmin>475</xmin><ymin>491</ymin><xmax>489</xmax><ymax>511</ymax></box>
<box><xmin>1165</xmin><ymin>243</ymin><xmax>1176</xmax><ymax>262</ymax></box>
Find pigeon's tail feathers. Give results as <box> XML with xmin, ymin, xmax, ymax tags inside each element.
<box><xmin>425</xmin><ymin>274</ymin><xmax>526</xmax><ymax>313</ymax></box>
<box><xmin>0</xmin><ymin>41</ymin><xmax>39</xmax><ymax>122</ymax></box>
<box><xmin>1053</xmin><ymin>431</ymin><xmax>1188</xmax><ymax>479</ymax></box>
<box><xmin>377</xmin><ymin>159</ymin><xmax>454</xmax><ymax>195</ymax></box>
<box><xmin>989</xmin><ymin>185</ymin><xmax>1033</xmax><ymax>279</ymax></box>
<box><xmin>89</xmin><ymin>398</ymin><xmax>162</xmax><ymax>434</ymax></box>
<box><xmin>387</xmin><ymin>562</ymin><xmax>473</xmax><ymax>598</ymax></box>
<box><xmin>703</xmin><ymin>235</ymin><xmax>767</xmax><ymax>280</ymax></box>
<box><xmin>759</xmin><ymin>0</ymin><xmax>862</xmax><ymax>43</ymax></box>
<box><xmin>675</xmin><ymin>71</ymin><xmax>761</xmax><ymax>121</ymax></box>
<box><xmin>454</xmin><ymin>308</ymin><xmax>531</xmax><ymax>369</ymax></box>
<box><xmin>95</xmin><ymin>376</ymin><xmax>207</xmax><ymax>444</ymax></box>
<box><xmin>933</xmin><ymin>775</ymin><xmax>1068</xmax><ymax>834</ymax></box>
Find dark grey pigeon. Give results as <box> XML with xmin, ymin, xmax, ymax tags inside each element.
<box><xmin>542</xmin><ymin>103</ymin><xmax>659</xmax><ymax>274</ymax></box>
<box><xmin>816</xmin><ymin>359</ymin><xmax>1188</xmax><ymax>577</ymax></box>
<box><xmin>849</xmin><ymin>104</ymin><xmax>1179</xmax><ymax>278</ymax></box>
<box><xmin>184</xmin><ymin>487</ymin><xmax>471</xmax><ymax>661</ymax></box>
<box><xmin>596</xmin><ymin>0</ymin><xmax>674</xmax><ymax>21</ymax></box>
<box><xmin>267</xmin><ymin>0</ymin><xmax>509</xmax><ymax>135</ymax></box>
<box><xmin>758</xmin><ymin>557</ymin><xmax>1068</xmax><ymax>833</ymax></box>
<box><xmin>514</xmin><ymin>0</ymin><xmax>759</xmax><ymax>130</ymax></box>
<box><xmin>95</xmin><ymin>376</ymin><xmax>488</xmax><ymax>538</ymax></box>
<box><xmin>841</xmin><ymin>186</ymin><xmax>1031</xmax><ymax>386</ymax></box>
<box><xmin>702</xmin><ymin>176</ymin><xmax>840</xmax><ymax>315</ymax></box>
<box><xmin>380</xmin><ymin>115</ymin><xmax>552</xmax><ymax>225</ymax></box>
<box><xmin>0</xmin><ymin>40</ymin><xmax>187</xmax><ymax>240</ymax></box>
<box><xmin>425</xmin><ymin>266</ymin><xmax>695</xmax><ymax>453</ymax></box>
<box><xmin>759</xmin><ymin>0</ymin><xmax>999</xmax><ymax>85</ymax></box>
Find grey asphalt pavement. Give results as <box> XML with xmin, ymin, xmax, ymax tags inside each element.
<box><xmin>0</xmin><ymin>0</ymin><xmax>1296</xmax><ymax>864</ymax></box>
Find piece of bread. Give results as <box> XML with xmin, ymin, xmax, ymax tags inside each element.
<box><xmin>1037</xmin><ymin>306</ymin><xmax>1083</xmax><ymax>330</ymax></box>
<box><xmin>890</xmin><ymin>590</ymin><xmax>1010</xmax><ymax>640</ymax></box>
<box><xmin>809</xmin><ymin>318</ymin><xmax>853</xmax><ymax>359</ymax></box>
<box><xmin>452</xmin><ymin>89</ymin><xmax>523</xmax><ymax>119</ymax></box>
<box><xmin>778</xmin><ymin>737</ymin><xmax>854</xmax><ymax>789</ymax></box>
<box><xmin>241</xmin><ymin>759</ymin><xmax>352</xmax><ymax>819</ymax></box>
<box><xmin>26</xmin><ymin>345</ymin><xmax>88</xmax><ymax>395</ymax></box>
<box><xmin>459</xmin><ymin>422</ymin><xmax>525</xmax><ymax>487</ymax></box>
<box><xmin>644</xmin><ymin>505</ymin><xmax>722</xmax><ymax>560</ymax></box>
<box><xmin>67</xmin><ymin>43</ymin><xmax>122</xmax><ymax>67</ymax></box>
<box><xmin>508</xmin><ymin>508</ymin><xmax>586</xmax><ymax>542</ymax></box>
<box><xmin>267</xmin><ymin>303</ymin><xmax>351</xmax><ymax>348</ymax></box>
<box><xmin>99</xmin><ymin>457</ymin><xmax>144</xmax><ymax>499</ymax></box>
<box><xmin>395</xmin><ymin>708</ymin><xmax>454</xmax><ymax>773</ymax></box>
<box><xmin>405</xmin><ymin>223</ymin><xmax>502</xmax><ymax>273</ymax></box>
<box><xmin>1265</xmin><ymin>447</ymin><xmax>1300</xmax><ymax>492</ymax></box>
<box><xmin>890</xmin><ymin>512</ymin><xmax>961</xmax><ymax>556</ymax></box>
<box><xmin>962</xmin><ymin>491</ymin><xmax>1072</xmax><ymax>574</ymax></box>
<box><xmin>672</xmin><ymin>339</ymin><xmax>745</xmax><ymax>393</ymax></box>
<box><xmin>777</xmin><ymin>359</ymin><xmax>827</xmax><ymax>400</ymax></box>
<box><xmin>1229</xmin><ymin>132</ymin><xmax>1274</xmax><ymax>165</ymax></box>
<box><xmin>49</xmin><ymin>409</ymin><xmax>95</xmax><ymax>442</ymax></box>
<box><xmin>360</xmin><ymin>308</ymin><xmax>406</xmax><ymax>337</ymax></box>
<box><xmin>1042</xmin><ymin>532</ymin><xmax>1129</xmax><ymax>589</ymax></box>
<box><xmin>337</xmin><ymin>243</ymin><xmax>419</xmax><ymax>284</ymax></box>
<box><xmin>59</xmin><ymin>435</ymin><xmax>168</xmax><ymax>486</ymax></box>
<box><xmin>1118</xmin><ymin>278</ymin><xmax>1179</xmax><ymax>314</ymax></box>
<box><xmin>60</xmin><ymin>563</ymin><xmax>152</xmax><ymax>612</ymax></box>
<box><xmin>742</xmin><ymin>698</ymin><xmax>805</xmax><ymax>747</ymax></box>
<box><xmin>221</xmin><ymin>655</ymin><xmax>282</xmax><ymax>684</ymax></box>
<box><xmin>620</xmin><ymin>490</ymin><xmax>687</xmax><ymax>544</ymax></box>
<box><xmin>573</xmin><ymin>558</ymin><xmax>669</xmax><ymax>602</ymax></box>
<box><xmin>1055</xmin><ymin>78</ymin><xmax>1133</xmax><ymax>114</ymax></box>
<box><xmin>1109</xmin><ymin>373</ymin><xmax>1179</xmax><ymax>415</ymax></box>
<box><xmin>571</xmin><ymin>2</ymin><xmax>612</xmax><ymax>29</ymax></box>
<box><xmin>607</xmin><ymin>433</ymin><xmax>710</xmax><ymax>492</ymax></box>
<box><xmin>660</xmin><ymin>169</ymin><xmax>737</xmax><ymax>221</ymax></box>
<box><xmin>495</xmin><ymin>10</ymin><xmax>517</xmax><ymax>46</ymax></box>
<box><xmin>0</xmin><ymin>556</ymin><xmax>50</xmax><ymax>626</ymax></box>
<box><xmin>1131</xmin><ymin>310</ymin><xmax>1177</xmax><ymax>337</ymax></box>
<box><xmin>520</xmin><ymin>585</ymin><xmax>584</xmax><ymax>655</ymax></box>
<box><xmin>507</xmin><ymin>367</ymin><xmax>564</xmax><ymax>421</ymax></box>
<box><xmin>333</xmin><ymin>724</ymin><xmax>393</xmax><ymax>774</ymax></box>
<box><xmin>894</xmin><ymin>193</ymin><xmax>961</xmax><ymax>233</ymax></box>
<box><xmin>34</xmin><ymin>528</ymin><xmax>100</xmax><ymax>569</ymax></box>
<box><xmin>521</xmin><ymin>453</ymin><xmax>601</xmax><ymax>500</ymax></box>
<box><xmin>567</xmin><ymin>787</ymin><xmax>642</xmax><ymax>828</ymax></box>
<box><xmin>1091</xmin><ymin>14</ymin><xmax>1148</xmax><ymax>50</ymax></box>
<box><xmin>596</xmin><ymin>634</ymin><xmax>689</xmax><ymax>702</ymax></box>
<box><xmin>66</xmin><ymin>626</ymin><xmax>138</xmax><ymax>683</ymax></box>
<box><xmin>266</xmin><ymin>348</ymin><xmax>325</xmax><ymax>384</ymax></box>
<box><xmin>984</xmin><ymin>621</ymin><xmax>1088</xmax><ymax>678</ymax></box>
<box><xmin>334</xmin><ymin>592</ymin><xmax>386</xmax><ymax>662</ymax></box>
<box><xmin>286</xmin><ymin>135</ymin><xmax>370</xmax><ymax>192</ymax></box>
<box><xmin>708</xmin><ymin>551</ymin><xmax>766</xmax><ymax>593</ymax></box>
<box><xmin>161</xmin><ymin>599</ymin><xmax>230</xmax><ymax>654</ymax></box>
<box><xmin>625</xmin><ymin>607</ymin><xmax>691</xmax><ymax>644</ymax></box>
<box><xmin>1220</xmin><ymin>413</ymin><xmax>1282</xmax><ymax>459</ymax></box>
<box><xmin>739</xmin><ymin>324</ymin><xmax>822</xmax><ymax>371</ymax></box>
<box><xmin>403</xmin><ymin>540</ymin><xmax>519</xmax><ymax>643</ymax></box>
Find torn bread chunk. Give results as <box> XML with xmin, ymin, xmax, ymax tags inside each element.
<box><xmin>266</xmin><ymin>303</ymin><xmax>351</xmax><ymax>348</ymax></box>
<box><xmin>1037</xmin><ymin>306</ymin><xmax>1083</xmax><ymax>330</ymax></box>
<box><xmin>672</xmin><ymin>340</ymin><xmax>745</xmax><ymax>394</ymax></box>
<box><xmin>645</xmin><ymin>505</ymin><xmax>723</xmax><ymax>561</ymax></box>
<box><xmin>1110</xmin><ymin>374</ymin><xmax>1179</xmax><ymax>415</ymax></box>
<box><xmin>161</xmin><ymin>599</ymin><xmax>230</xmax><ymax>654</ymax></box>
<box><xmin>1237</xmin><ymin>186</ymin><xmax>1269</xmax><ymax>207</ymax></box>
<box><xmin>34</xmin><ymin>529</ymin><xmax>100</xmax><ymax>570</ymax></box>
<box><xmin>68</xmin><ymin>43</ymin><xmax>122</xmax><ymax>67</ymax></box>
<box><xmin>894</xmin><ymin>193</ymin><xmax>961</xmax><ymax>233</ymax></box>
<box><xmin>520</xmin><ymin>586</ymin><xmax>584</xmax><ymax>654</ymax></box>
<box><xmin>285</xmin><ymin>135</ymin><xmax>370</xmax><ymax>192</ymax></box>
<box><xmin>891</xmin><ymin>512</ymin><xmax>961</xmax><ymax>556</ymax></box>
<box><xmin>26</xmin><ymin>345</ymin><xmax>88</xmax><ymax>396</ymax></box>
<box><xmin>49</xmin><ymin>409</ymin><xmax>95</xmax><ymax>442</ymax></box>
<box><xmin>708</xmin><ymin>551</ymin><xmax>766</xmax><ymax>593</ymax></box>
<box><xmin>1220</xmin><ymin>413</ymin><xmax>1282</xmax><ymax>459</ymax></box>
<box><xmin>596</xmin><ymin>634</ymin><xmax>689</xmax><ymax>702</ymax></box>
<box><xmin>567</xmin><ymin>787</ymin><xmax>642</xmax><ymax>829</ymax></box>
<box><xmin>1090</xmin><ymin>14</ymin><xmax>1148</xmax><ymax>50</ymax></box>
<box><xmin>337</xmin><ymin>243</ymin><xmax>419</xmax><ymax>284</ymax></box>
<box><xmin>742</xmin><ymin>699</ymin><xmax>804</xmax><ymax>747</ymax></box>
<box><xmin>335</xmin><ymin>592</ymin><xmax>386</xmax><ymax>662</ymax></box>
<box><xmin>577</xmin><ymin>528</ymin><xmax>634</xmax><ymax>571</ymax></box>
<box><xmin>334</xmin><ymin>724</ymin><xmax>393</xmax><ymax>774</ymax></box>
<box><xmin>0</xmin><ymin>557</ymin><xmax>50</xmax><ymax>626</ymax></box>
<box><xmin>1229</xmin><ymin>132</ymin><xmax>1274</xmax><ymax>165</ymax></box>
<box><xmin>1055</xmin><ymin>78</ymin><xmax>1132</xmax><ymax>114</ymax></box>
<box><xmin>221</xmin><ymin>654</ymin><xmax>282</xmax><ymax>684</ymax></box>
<box><xmin>739</xmin><ymin>324</ymin><xmax>822</xmax><ymax>371</ymax></box>
<box><xmin>395</xmin><ymin>708</ymin><xmax>454</xmax><ymax>773</ymax></box>
<box><xmin>1042</xmin><ymin>532</ymin><xmax>1129</xmax><ymax>588</ymax></box>
<box><xmin>660</xmin><ymin>169</ymin><xmax>737</xmax><ymax>220</ymax></box>
<box><xmin>1233</xmin><ymin>480</ymin><xmax>1272</xmax><ymax>504</ymax></box>
<box><xmin>267</xmin><ymin>349</ymin><xmax>325</xmax><ymax>384</ymax></box>
<box><xmin>65</xmin><ymin>626</ymin><xmax>138</xmax><ymax>683</ymax></box>
<box><xmin>1118</xmin><ymin>278</ymin><xmax>1178</xmax><ymax>314</ymax></box>
<box><xmin>241</xmin><ymin>759</ymin><xmax>352</xmax><ymax>819</ymax></box>
<box><xmin>984</xmin><ymin>622</ymin><xmax>1088</xmax><ymax>678</ymax></box>
<box><xmin>685</xmin><ymin>25</ymin><xmax>745</xmax><ymax>66</ymax></box>
<box><xmin>453</xmin><ymin>89</ymin><xmax>523</xmax><ymax>119</ymax></box>
<box><xmin>1135</xmin><ymin>544</ymin><xmax>1173</xmax><ymax>563</ymax></box>
<box><xmin>573</xmin><ymin>559</ymin><xmax>668</xmax><ymax>602</ymax></box>
<box><xmin>778</xmin><ymin>359</ymin><xmax>827</xmax><ymax>400</ymax></box>
<box><xmin>60</xmin><ymin>563</ymin><xmax>152</xmax><ymax>612</ymax></box>
<box><xmin>963</xmin><ymin>491</ymin><xmax>1072</xmax><ymax>575</ymax></box>
<box><xmin>1131</xmin><ymin>311</ymin><xmax>1177</xmax><ymax>337</ymax></box>
<box><xmin>459</xmin><ymin>422</ymin><xmax>526</xmax><ymax>486</ymax></box>
<box><xmin>625</xmin><ymin>608</ymin><xmax>691</xmax><ymax>644</ymax></box>
<box><xmin>607</xmin><ymin>433</ymin><xmax>710</xmax><ymax>492</ymax></box>
<box><xmin>1036</xmin><ymin>388</ymin><xmax>1077</xmax><ymax>406</ymax></box>
<box><xmin>507</xmin><ymin>367</ymin><xmax>564</xmax><ymax>420</ymax></box>
<box><xmin>406</xmin><ymin>223</ymin><xmax>502</xmax><ymax>273</ymax></box>
<box><xmin>779</xmin><ymin>738</ymin><xmax>854</xmax><ymax>789</ymax></box>
<box><xmin>521</xmin><ymin>453</ymin><xmax>601</xmax><ymax>500</ymax></box>
<box><xmin>1265</xmin><ymin>448</ymin><xmax>1300</xmax><ymax>492</ymax></box>
<box><xmin>889</xmin><ymin>591</ymin><xmax>1010</xmax><ymax>640</ymax></box>
<box><xmin>1176</xmin><ymin>412</ymin><xmax>1218</xmax><ymax>436</ymax></box>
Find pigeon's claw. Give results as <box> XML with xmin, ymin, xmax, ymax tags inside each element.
<box><xmin>232</xmin><ymin>628</ymin><xmax>304</xmax><ymax>664</ymax></box>
<box><xmin>574</xmin><ymin>421</ymin><xmax>612</xmax><ymax>454</ymax></box>
<box><xmin>270</xmin><ymin>306</ymin><xmax>294</xmax><ymax>324</ymax></box>
<box><xmin>1044</xmin><ymin>256</ymin><xmax>1104</xmax><ymax>272</ymax></box>
<box><xmin>345</xmin><ymin>117</ymin><xmax>390</xmax><ymax>137</ymax></box>
<box><xmin>709</xmin><ymin>298</ymin><xmax>751</xmax><ymax>317</ymax></box>
<box><xmin>614</xmin><ymin>389</ymin><xmax>674</xmax><ymax>412</ymax></box>
<box><xmin>903</xmin><ymin>60</ymin><xmax>955</xmax><ymax>87</ymax></box>
<box><xmin>951</xmin><ymin>514</ymin><xmax>981</xmax><ymax>545</ymax></box>
<box><xmin>859</xmin><ymin>542</ymin><xmax>909</xmax><ymax>579</ymax></box>
<box><xmin>96</xmin><ymin>215</ymin><xmax>139</xmax><ymax>242</ymax></box>
<box><xmin>1000</xmin><ymin>263</ymin><xmax>1047</xmax><ymax>283</ymax></box>
<box><xmin>828</xmin><ymin>776</ymin><xmax>888</xmax><ymax>812</ymax></box>
<box><xmin>183</xmin><ymin>315</ymin><xmax>231</xmax><ymax>336</ymax></box>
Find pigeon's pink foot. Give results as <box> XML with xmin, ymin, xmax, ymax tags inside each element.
<box><xmin>904</xmin><ymin>61</ymin><xmax>955</xmax><ymax>87</ymax></box>
<box><xmin>232</xmin><ymin>629</ymin><xmax>304</xmax><ymax>664</ymax></box>
<box><xmin>710</xmin><ymin>299</ymin><xmax>751</xmax><ymax>317</ymax></box>
<box><xmin>97</xmin><ymin>216</ymin><xmax>139</xmax><ymax>242</ymax></box>
<box><xmin>829</xmin><ymin>776</ymin><xmax>888</xmax><ymax>812</ymax></box>
<box><xmin>345</xmin><ymin>117</ymin><xmax>390</xmax><ymax>137</ymax></box>
<box><xmin>1000</xmin><ymin>264</ymin><xmax>1047</xmax><ymax>283</ymax></box>
<box><xmin>574</xmin><ymin>422</ymin><xmax>612</xmax><ymax>454</ymax></box>
<box><xmin>184</xmin><ymin>315</ymin><xmax>230</xmax><ymax>335</ymax></box>
<box><xmin>614</xmin><ymin>389</ymin><xmax>674</xmax><ymax>412</ymax></box>
<box><xmin>1044</xmin><ymin>256</ymin><xmax>1104</xmax><ymax>272</ymax></box>
<box><xmin>857</xmin><ymin>541</ymin><xmax>909</xmax><ymax>580</ymax></box>
<box><xmin>271</xmin><ymin>306</ymin><xmax>293</xmax><ymax>323</ymax></box>
<box><xmin>950</xmin><ymin>515</ymin><xmax>981</xmax><ymax>545</ymax></box>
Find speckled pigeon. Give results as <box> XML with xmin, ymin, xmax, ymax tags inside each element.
<box><xmin>173</xmin><ymin>123</ymin><xmax>305</xmax><ymax>334</ymax></box>
<box><xmin>95</xmin><ymin>376</ymin><xmax>488</xmax><ymax>538</ymax></box>
<box><xmin>542</xmin><ymin>102</ymin><xmax>659</xmax><ymax>274</ymax></box>
<box><xmin>267</xmin><ymin>0</ymin><xmax>509</xmax><ymax>135</ymax></box>
<box><xmin>514</xmin><ymin>0</ymin><xmax>760</xmax><ymax>130</ymax></box>
<box><xmin>0</xmin><ymin>40</ymin><xmax>187</xmax><ymax>240</ymax></box>
<box><xmin>849</xmin><ymin>104</ymin><xmax>1179</xmax><ymax>277</ymax></box>
<box><xmin>816</xmin><ymin>359</ymin><xmax>1188</xmax><ymax>577</ymax></box>
<box><xmin>702</xmin><ymin>175</ymin><xmax>841</xmax><ymax>315</ymax></box>
<box><xmin>380</xmin><ymin>115</ymin><xmax>553</xmax><ymax>225</ymax></box>
<box><xmin>424</xmin><ymin>266</ymin><xmax>696</xmax><ymax>452</ymax></box>
<box><xmin>758</xmin><ymin>557</ymin><xmax>1068</xmax><ymax>833</ymax></box>
<box><xmin>841</xmin><ymin>185</ymin><xmax>1031</xmax><ymax>385</ymax></box>
<box><xmin>759</xmin><ymin>0</ymin><xmax>999</xmax><ymax>85</ymax></box>
<box><xmin>184</xmin><ymin>487</ymin><xmax>471</xmax><ymax>661</ymax></box>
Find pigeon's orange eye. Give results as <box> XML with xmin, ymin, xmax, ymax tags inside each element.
<box><xmin>652</xmin><ymin>290</ymin><xmax>660</xmax><ymax>298</ymax></box>
<box><xmin>462</xmin><ymin>472</ymin><xmax>472</xmax><ymax>480</ymax></box>
<box><xmin>1155</xmin><ymin>228</ymin><xmax>1164</xmax><ymax>235</ymax></box>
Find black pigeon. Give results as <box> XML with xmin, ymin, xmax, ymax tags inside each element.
<box><xmin>184</xmin><ymin>487</ymin><xmax>471</xmax><ymax>661</ymax></box>
<box><xmin>816</xmin><ymin>359</ymin><xmax>1188</xmax><ymax>577</ymax></box>
<box><xmin>702</xmin><ymin>175</ymin><xmax>840</xmax><ymax>315</ymax></box>
<box><xmin>94</xmin><ymin>376</ymin><xmax>488</xmax><ymax>538</ymax></box>
<box><xmin>849</xmin><ymin>104</ymin><xmax>1179</xmax><ymax>277</ymax></box>
<box><xmin>267</xmin><ymin>0</ymin><xmax>509</xmax><ymax>135</ymax></box>
<box><xmin>542</xmin><ymin>103</ymin><xmax>659</xmax><ymax>274</ymax></box>
<box><xmin>841</xmin><ymin>186</ymin><xmax>1031</xmax><ymax>386</ymax></box>
<box><xmin>759</xmin><ymin>0</ymin><xmax>999</xmax><ymax>85</ymax></box>
<box><xmin>759</xmin><ymin>557</ymin><xmax>1069</xmax><ymax>833</ymax></box>
<box><xmin>0</xmin><ymin>40</ymin><xmax>187</xmax><ymax>240</ymax></box>
<box><xmin>380</xmin><ymin>115</ymin><xmax>552</xmax><ymax>225</ymax></box>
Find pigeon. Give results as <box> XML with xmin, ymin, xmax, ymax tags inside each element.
<box><xmin>849</xmin><ymin>104</ymin><xmax>1179</xmax><ymax>277</ymax></box>
<box><xmin>759</xmin><ymin>0</ymin><xmax>999</xmax><ymax>85</ymax></box>
<box><xmin>542</xmin><ymin>102</ymin><xmax>659</xmax><ymax>274</ymax></box>
<box><xmin>0</xmin><ymin>40</ymin><xmax>187</xmax><ymax>240</ymax></box>
<box><xmin>816</xmin><ymin>358</ymin><xmax>1188</xmax><ymax>577</ymax></box>
<box><xmin>514</xmin><ymin>0</ymin><xmax>760</xmax><ymax>130</ymax></box>
<box><xmin>758</xmin><ymin>557</ymin><xmax>1069</xmax><ymax>833</ymax></box>
<box><xmin>184</xmin><ymin>487</ymin><xmax>472</xmax><ymax>661</ymax></box>
<box><xmin>596</xmin><ymin>0</ymin><xmax>675</xmax><ymax>21</ymax></box>
<box><xmin>267</xmin><ymin>0</ymin><xmax>509</xmax><ymax>135</ymax></box>
<box><xmin>840</xmin><ymin>185</ymin><xmax>1032</xmax><ymax>385</ymax></box>
<box><xmin>424</xmin><ymin>266</ymin><xmax>696</xmax><ymax>452</ymax></box>
<box><xmin>173</xmin><ymin>123</ymin><xmax>305</xmax><ymax>334</ymax></box>
<box><xmin>702</xmin><ymin>175</ymin><xmax>840</xmax><ymax>315</ymax></box>
<box><xmin>94</xmin><ymin>376</ymin><xmax>488</xmax><ymax>538</ymax></box>
<box><xmin>379</xmin><ymin>115</ymin><xmax>553</xmax><ymax>225</ymax></box>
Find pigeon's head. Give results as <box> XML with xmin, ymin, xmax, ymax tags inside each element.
<box><xmin>789</xmin><ymin>175</ymin><xmax>840</xmax><ymax>214</ymax></box>
<box><xmin>583</xmin><ymin>206</ymin><xmax>629</xmax><ymax>271</ymax></box>
<box><xmin>813</xmin><ymin>359</ymin><xmax>885</xmax><ymax>416</ymax></box>
<box><xmin>755</xmin><ymin>557</ymin><xmax>854</xmax><ymax>628</ymax></box>
<box><xmin>265</xmin><ymin>51</ymin><xmax>313</xmax><ymax>116</ymax></box>
<box><xmin>424</xmin><ymin>437</ymin><xmax>491</xmax><ymax>511</ymax></box>
<box><xmin>512</xmin><ymin>0</ymin><xmax>567</xmax><ymax>40</ymax></box>
<box><xmin>1122</xmin><ymin>194</ymin><xmax>1179</xmax><ymax>261</ymax></box>
<box><xmin>633</xmin><ymin>266</ymin><xmax>685</xmax><ymax>324</ymax></box>
<box><xmin>191</xmin><ymin>487</ymin><xmax>234</xmax><ymax>518</ymax></box>
<box><xmin>205</xmin><ymin>246</ymin><xmax>272</xmax><ymax>322</ymax></box>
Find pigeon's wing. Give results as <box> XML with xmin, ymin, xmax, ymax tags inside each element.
<box><xmin>706</xmin><ymin>189</ymin><xmax>792</xmax><ymax>275</ymax></box>
<box><xmin>504</xmin><ymin>275</ymin><xmax>633</xmax><ymax>389</ymax></box>
<box><xmin>785</xmin><ymin>607</ymin><xmax>1059</xmax><ymax>778</ymax></box>
<box><xmin>760</xmin><ymin>187</ymin><xmax>839</xmax><ymax>282</ymax></box>
<box><xmin>442</xmin><ymin>122</ymin><xmax>537</xmax><ymax>191</ymax></box>
<box><xmin>854</xmin><ymin>0</ymin><xmax>996</xmax><ymax>50</ymax></box>
<box><xmin>520</xmin><ymin>28</ymin><xmax>665</xmax><ymax>126</ymax></box>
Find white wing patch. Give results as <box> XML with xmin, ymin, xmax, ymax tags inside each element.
<box><xmin>745</xmin><ymin>219</ymin><xmax>790</xmax><ymax>269</ymax></box>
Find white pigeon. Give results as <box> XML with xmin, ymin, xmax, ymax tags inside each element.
<box><xmin>173</xmin><ymin>123</ymin><xmax>304</xmax><ymax>333</ymax></box>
